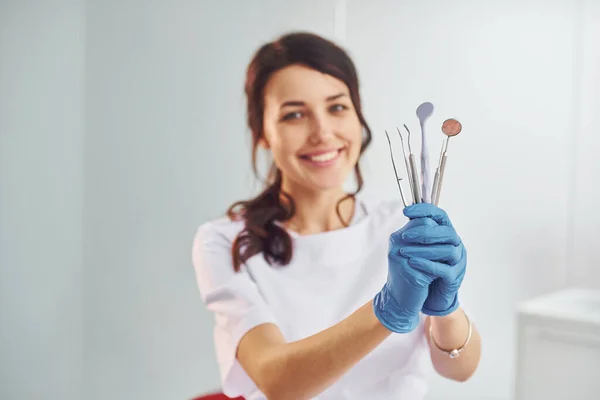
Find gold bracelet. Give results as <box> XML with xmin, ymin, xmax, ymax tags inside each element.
<box><xmin>428</xmin><ymin>311</ymin><xmax>472</xmax><ymax>359</ymax></box>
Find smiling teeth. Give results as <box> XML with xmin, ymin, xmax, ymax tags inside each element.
<box><xmin>309</xmin><ymin>151</ymin><xmax>338</xmax><ymax>162</ymax></box>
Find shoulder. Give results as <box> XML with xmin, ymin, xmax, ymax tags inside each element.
<box><xmin>191</xmin><ymin>216</ymin><xmax>246</xmax><ymax>299</ymax></box>
<box><xmin>192</xmin><ymin>215</ymin><xmax>245</xmax><ymax>263</ymax></box>
<box><xmin>193</xmin><ymin>216</ymin><xmax>245</xmax><ymax>247</ymax></box>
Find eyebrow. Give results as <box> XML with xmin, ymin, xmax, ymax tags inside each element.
<box><xmin>280</xmin><ymin>93</ymin><xmax>347</xmax><ymax>109</ymax></box>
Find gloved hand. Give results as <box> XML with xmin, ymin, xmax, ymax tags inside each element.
<box><xmin>373</xmin><ymin>217</ymin><xmax>438</xmax><ymax>333</ymax></box>
<box><xmin>373</xmin><ymin>203</ymin><xmax>468</xmax><ymax>333</ymax></box>
<box><xmin>402</xmin><ymin>203</ymin><xmax>467</xmax><ymax>317</ymax></box>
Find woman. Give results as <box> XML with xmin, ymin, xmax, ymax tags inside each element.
<box><xmin>192</xmin><ymin>31</ymin><xmax>481</xmax><ymax>400</ymax></box>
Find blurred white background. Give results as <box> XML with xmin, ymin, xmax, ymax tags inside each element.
<box><xmin>1</xmin><ymin>0</ymin><xmax>599</xmax><ymax>399</ymax></box>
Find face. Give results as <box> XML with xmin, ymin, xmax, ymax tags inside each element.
<box><xmin>261</xmin><ymin>64</ymin><xmax>363</xmax><ymax>195</ymax></box>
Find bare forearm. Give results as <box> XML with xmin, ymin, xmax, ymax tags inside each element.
<box><xmin>261</xmin><ymin>301</ymin><xmax>391</xmax><ymax>400</ymax></box>
<box><xmin>426</xmin><ymin>308</ymin><xmax>481</xmax><ymax>382</ymax></box>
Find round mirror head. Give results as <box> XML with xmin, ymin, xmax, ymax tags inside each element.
<box><xmin>441</xmin><ymin>118</ymin><xmax>462</xmax><ymax>137</ymax></box>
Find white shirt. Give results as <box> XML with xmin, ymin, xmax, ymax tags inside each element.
<box><xmin>192</xmin><ymin>197</ymin><xmax>431</xmax><ymax>399</ymax></box>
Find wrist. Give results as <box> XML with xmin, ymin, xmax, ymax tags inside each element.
<box><xmin>372</xmin><ymin>289</ymin><xmax>421</xmax><ymax>334</ymax></box>
<box><xmin>429</xmin><ymin>308</ymin><xmax>471</xmax><ymax>355</ymax></box>
<box><xmin>431</xmin><ymin>307</ymin><xmax>464</xmax><ymax>325</ymax></box>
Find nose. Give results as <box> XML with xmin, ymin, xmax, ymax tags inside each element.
<box><xmin>308</xmin><ymin>112</ymin><xmax>334</xmax><ymax>144</ymax></box>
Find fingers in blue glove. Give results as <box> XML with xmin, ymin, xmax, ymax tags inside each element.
<box><xmin>400</xmin><ymin>224</ymin><xmax>461</xmax><ymax>246</ymax></box>
<box><xmin>403</xmin><ymin>203</ymin><xmax>452</xmax><ymax>226</ymax></box>
<box><xmin>407</xmin><ymin>249</ymin><xmax>466</xmax><ymax>281</ymax></box>
<box><xmin>399</xmin><ymin>244</ymin><xmax>462</xmax><ymax>265</ymax></box>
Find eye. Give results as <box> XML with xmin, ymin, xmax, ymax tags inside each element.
<box><xmin>281</xmin><ymin>111</ymin><xmax>303</xmax><ymax>121</ymax></box>
<box><xmin>330</xmin><ymin>104</ymin><xmax>348</xmax><ymax>113</ymax></box>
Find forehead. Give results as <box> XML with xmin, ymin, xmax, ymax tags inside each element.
<box><xmin>264</xmin><ymin>64</ymin><xmax>349</xmax><ymax>104</ymax></box>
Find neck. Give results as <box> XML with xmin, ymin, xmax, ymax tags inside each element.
<box><xmin>280</xmin><ymin>180</ymin><xmax>355</xmax><ymax>235</ymax></box>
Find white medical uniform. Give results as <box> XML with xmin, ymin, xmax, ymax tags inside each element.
<box><xmin>192</xmin><ymin>198</ymin><xmax>431</xmax><ymax>399</ymax></box>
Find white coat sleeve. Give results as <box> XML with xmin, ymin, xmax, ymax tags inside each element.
<box><xmin>192</xmin><ymin>221</ymin><xmax>279</xmax><ymax>397</ymax></box>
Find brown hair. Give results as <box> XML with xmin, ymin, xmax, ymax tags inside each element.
<box><xmin>227</xmin><ymin>32</ymin><xmax>372</xmax><ymax>272</ymax></box>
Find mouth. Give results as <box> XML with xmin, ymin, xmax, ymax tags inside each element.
<box><xmin>299</xmin><ymin>147</ymin><xmax>345</xmax><ymax>166</ymax></box>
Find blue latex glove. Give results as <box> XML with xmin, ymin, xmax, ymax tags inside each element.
<box><xmin>402</xmin><ymin>203</ymin><xmax>467</xmax><ymax>316</ymax></box>
<box><xmin>373</xmin><ymin>217</ymin><xmax>439</xmax><ymax>333</ymax></box>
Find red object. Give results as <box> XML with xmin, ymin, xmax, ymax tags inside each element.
<box><xmin>191</xmin><ymin>393</ymin><xmax>244</xmax><ymax>400</ymax></box>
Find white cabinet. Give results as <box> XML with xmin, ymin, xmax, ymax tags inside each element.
<box><xmin>514</xmin><ymin>288</ymin><xmax>600</xmax><ymax>400</ymax></box>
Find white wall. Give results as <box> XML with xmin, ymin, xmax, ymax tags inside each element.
<box><xmin>0</xmin><ymin>1</ymin><xmax>84</xmax><ymax>399</ymax></box>
<box><xmin>569</xmin><ymin>0</ymin><xmax>600</xmax><ymax>288</ymax></box>
<box><xmin>1</xmin><ymin>1</ymin><xmax>598</xmax><ymax>399</ymax></box>
<box><xmin>82</xmin><ymin>1</ymin><xmax>338</xmax><ymax>399</ymax></box>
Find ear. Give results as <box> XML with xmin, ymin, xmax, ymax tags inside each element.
<box><xmin>258</xmin><ymin>136</ymin><xmax>270</xmax><ymax>149</ymax></box>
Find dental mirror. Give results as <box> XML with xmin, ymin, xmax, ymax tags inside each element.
<box><xmin>432</xmin><ymin>118</ymin><xmax>463</xmax><ymax>205</ymax></box>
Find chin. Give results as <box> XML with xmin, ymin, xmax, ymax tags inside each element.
<box><xmin>305</xmin><ymin>170</ymin><xmax>353</xmax><ymax>192</ymax></box>
<box><xmin>309</xmin><ymin>181</ymin><xmax>346</xmax><ymax>192</ymax></box>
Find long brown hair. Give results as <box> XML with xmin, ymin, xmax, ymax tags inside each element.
<box><xmin>227</xmin><ymin>32</ymin><xmax>372</xmax><ymax>272</ymax></box>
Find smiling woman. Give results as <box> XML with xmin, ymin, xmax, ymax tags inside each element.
<box><xmin>192</xmin><ymin>31</ymin><xmax>481</xmax><ymax>400</ymax></box>
<box><xmin>227</xmin><ymin>33</ymin><xmax>373</xmax><ymax>265</ymax></box>
<box><xmin>261</xmin><ymin>64</ymin><xmax>364</xmax><ymax>211</ymax></box>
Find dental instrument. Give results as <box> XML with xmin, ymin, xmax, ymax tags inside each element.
<box><xmin>403</xmin><ymin>124</ymin><xmax>422</xmax><ymax>204</ymax></box>
<box><xmin>432</xmin><ymin>118</ymin><xmax>462</xmax><ymax>206</ymax></box>
<box><xmin>396</xmin><ymin>126</ymin><xmax>414</xmax><ymax>203</ymax></box>
<box><xmin>385</xmin><ymin>130</ymin><xmax>409</xmax><ymax>207</ymax></box>
<box><xmin>416</xmin><ymin>102</ymin><xmax>434</xmax><ymax>203</ymax></box>
<box><xmin>386</xmin><ymin>102</ymin><xmax>463</xmax><ymax>207</ymax></box>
